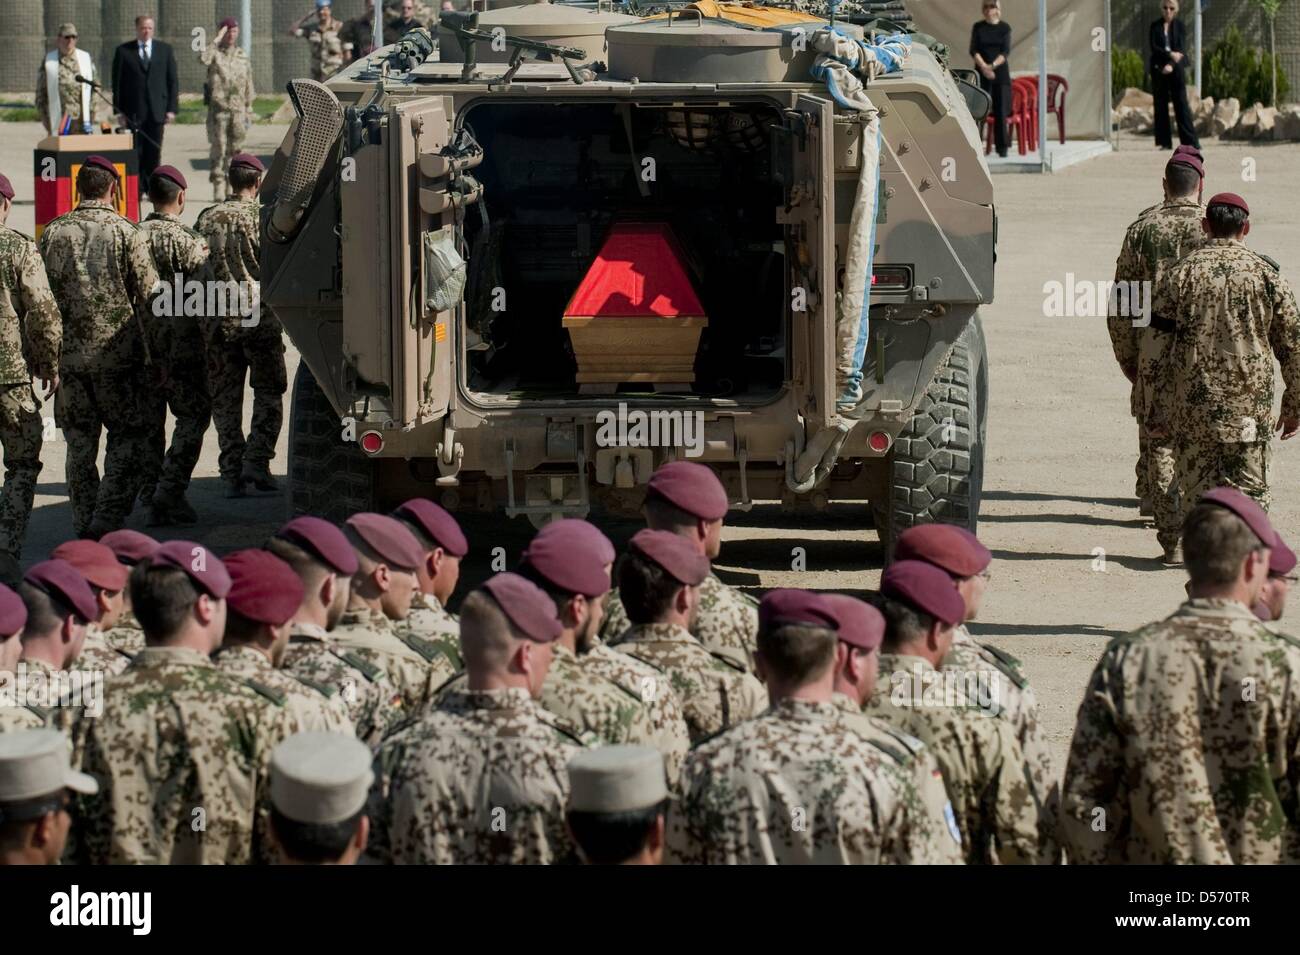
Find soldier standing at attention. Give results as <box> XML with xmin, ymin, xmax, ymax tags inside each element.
<box><xmin>292</xmin><ymin>2</ymin><xmax>347</xmax><ymax>82</ymax></box>
<box><xmin>1254</xmin><ymin>531</ymin><xmax>1295</xmax><ymax>626</ymax></box>
<box><xmin>137</xmin><ymin>166</ymin><xmax>211</xmax><ymax>527</ymax></box>
<box><xmin>94</xmin><ymin>529</ymin><xmax>157</xmax><ymax>663</ymax></box>
<box><xmin>40</xmin><ymin>156</ymin><xmax>159</xmax><ymax>539</ymax></box>
<box><xmin>36</xmin><ymin>24</ymin><xmax>98</xmax><ymax>135</ymax></box>
<box><xmin>377</xmin><ymin>573</ymin><xmax>583</xmax><ymax>864</ymax></box>
<box><xmin>867</xmin><ymin>561</ymin><xmax>1045</xmax><ymax>865</ymax></box>
<box><xmin>0</xmin><ymin>730</ymin><xmax>98</xmax><ymax>866</ymax></box>
<box><xmin>1062</xmin><ymin>488</ymin><xmax>1300</xmax><ymax>863</ymax></box>
<box><xmin>391</xmin><ymin>498</ymin><xmax>466</xmax><ymax>671</ymax></box>
<box><xmin>0</xmin><ymin>172</ymin><xmax>60</xmax><ymax>579</ymax></box>
<box><xmin>199</xmin><ymin>19</ymin><xmax>255</xmax><ymax>202</ymax></box>
<box><xmin>1157</xmin><ymin>193</ymin><xmax>1300</xmax><ymax>509</ymax></box>
<box><xmin>669</xmin><ymin>589</ymin><xmax>963</xmax><ymax>865</ymax></box>
<box><xmin>197</xmin><ymin>153</ymin><xmax>286</xmax><ymax>498</ymax></box>
<box><xmin>566</xmin><ymin>746</ymin><xmax>668</xmax><ymax>865</ymax></box>
<box><xmin>1109</xmin><ymin>153</ymin><xmax>1205</xmax><ymax>561</ymax></box>
<box><xmin>49</xmin><ymin>540</ymin><xmax>131</xmax><ymax>679</ymax></box>
<box><xmin>612</xmin><ymin>529</ymin><xmax>766</xmax><ymax>743</ymax></box>
<box><xmin>269</xmin><ymin>732</ymin><xmax>372</xmax><ymax>865</ymax></box>
<box><xmin>602</xmin><ymin>461</ymin><xmax>759</xmax><ymax>672</ymax></box>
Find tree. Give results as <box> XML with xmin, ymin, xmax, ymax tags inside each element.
<box><xmin>1248</xmin><ymin>0</ymin><xmax>1288</xmax><ymax>106</ymax></box>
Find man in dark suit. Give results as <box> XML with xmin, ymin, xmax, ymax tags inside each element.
<box><xmin>1149</xmin><ymin>0</ymin><xmax>1200</xmax><ymax>150</ymax></box>
<box><xmin>111</xmin><ymin>15</ymin><xmax>178</xmax><ymax>180</ymax></box>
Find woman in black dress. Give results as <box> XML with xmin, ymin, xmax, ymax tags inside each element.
<box><xmin>1150</xmin><ymin>0</ymin><xmax>1201</xmax><ymax>149</ymax></box>
<box><xmin>970</xmin><ymin>1</ymin><xmax>1012</xmax><ymax>157</ymax></box>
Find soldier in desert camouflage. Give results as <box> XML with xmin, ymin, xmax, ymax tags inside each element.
<box><xmin>600</xmin><ymin>460</ymin><xmax>759</xmax><ymax>671</ymax></box>
<box><xmin>39</xmin><ymin>156</ymin><xmax>159</xmax><ymax>539</ymax></box>
<box><xmin>669</xmin><ymin>589</ymin><xmax>964</xmax><ymax>865</ymax></box>
<box><xmin>293</xmin><ymin>2</ymin><xmax>347</xmax><ymax>82</ymax></box>
<box><xmin>199</xmin><ymin>19</ymin><xmax>255</xmax><ymax>202</ymax></box>
<box><xmin>35</xmin><ymin>24</ymin><xmax>98</xmax><ymax>135</ymax></box>
<box><xmin>1063</xmin><ymin>488</ymin><xmax>1300</xmax><ymax>863</ymax></box>
<box><xmin>90</xmin><ymin>530</ymin><xmax>157</xmax><ymax>668</ymax></box>
<box><xmin>0</xmin><ymin>172</ymin><xmax>60</xmax><ymax>577</ymax></box>
<box><xmin>611</xmin><ymin>529</ymin><xmax>765</xmax><ymax>744</ymax></box>
<box><xmin>1110</xmin><ymin>152</ymin><xmax>1205</xmax><ymax>561</ymax></box>
<box><xmin>1155</xmin><ymin>192</ymin><xmax>1300</xmax><ymax>511</ymax></box>
<box><xmin>391</xmin><ymin>498</ymin><xmax>466</xmax><ymax>672</ymax></box>
<box><xmin>375</xmin><ymin>573</ymin><xmax>584</xmax><ymax>864</ymax></box>
<box><xmin>1254</xmin><ymin>531</ymin><xmax>1295</xmax><ymax>627</ymax></box>
<box><xmin>49</xmin><ymin>541</ymin><xmax>131</xmax><ymax>681</ymax></box>
<box><xmin>867</xmin><ymin>561</ymin><xmax>1044</xmax><ymax>865</ymax></box>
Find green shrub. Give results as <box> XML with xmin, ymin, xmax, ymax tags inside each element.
<box><xmin>1112</xmin><ymin>46</ymin><xmax>1149</xmax><ymax>102</ymax></box>
<box><xmin>1203</xmin><ymin>25</ymin><xmax>1290</xmax><ymax>106</ymax></box>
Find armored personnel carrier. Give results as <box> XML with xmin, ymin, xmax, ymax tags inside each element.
<box><xmin>262</xmin><ymin>1</ymin><xmax>994</xmax><ymax>552</ymax></box>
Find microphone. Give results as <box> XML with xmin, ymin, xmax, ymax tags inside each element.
<box><xmin>74</xmin><ymin>74</ymin><xmax>101</xmax><ymax>89</ymax></box>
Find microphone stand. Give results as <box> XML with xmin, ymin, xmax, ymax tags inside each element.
<box><xmin>75</xmin><ymin>75</ymin><xmax>163</xmax><ymax>152</ymax></box>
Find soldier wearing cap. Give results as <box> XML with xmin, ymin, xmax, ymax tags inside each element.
<box><xmin>199</xmin><ymin>17</ymin><xmax>255</xmax><ymax>202</ymax></box>
<box><xmin>375</xmin><ymin>572</ymin><xmax>584</xmax><ymax>864</ymax></box>
<box><xmin>292</xmin><ymin>2</ymin><xmax>348</xmax><ymax>82</ymax></box>
<box><xmin>39</xmin><ymin>155</ymin><xmax>160</xmax><ymax>538</ymax></box>
<box><xmin>566</xmin><ymin>745</ymin><xmax>668</xmax><ymax>865</ymax></box>
<box><xmin>893</xmin><ymin>523</ymin><xmax>1059</xmax><ymax>858</ymax></box>
<box><xmin>0</xmin><ymin>171</ymin><xmax>61</xmax><ymax>579</ymax></box>
<box><xmin>601</xmin><ymin>461</ymin><xmax>759</xmax><ymax>671</ymax></box>
<box><xmin>610</xmin><ymin>529</ymin><xmax>765</xmax><ymax>743</ymax></box>
<box><xmin>273</xmin><ymin>516</ymin><xmax>403</xmax><ymax>747</ymax></box>
<box><xmin>1110</xmin><ymin>151</ymin><xmax>1206</xmax><ymax>560</ymax></box>
<box><xmin>1255</xmin><ymin>530</ymin><xmax>1296</xmax><ymax>627</ymax></box>
<box><xmin>94</xmin><ymin>529</ymin><xmax>157</xmax><ymax>663</ymax></box>
<box><xmin>270</xmin><ymin>731</ymin><xmax>372</xmax><ymax>865</ymax></box>
<box><xmin>391</xmin><ymin>498</ymin><xmax>467</xmax><ymax>674</ymax></box>
<box><xmin>137</xmin><ymin>165</ymin><xmax>211</xmax><ymax>526</ymax></box>
<box><xmin>1063</xmin><ymin>487</ymin><xmax>1300</xmax><ymax>863</ymax></box>
<box><xmin>0</xmin><ymin>729</ymin><xmax>97</xmax><ymax>865</ymax></box>
<box><xmin>78</xmin><ymin>541</ymin><xmax>303</xmax><ymax>864</ymax></box>
<box><xmin>36</xmin><ymin>23</ymin><xmax>99</xmax><ymax>135</ymax></box>
<box><xmin>866</xmin><ymin>561</ymin><xmax>1044</xmax><ymax>864</ymax></box>
<box><xmin>1153</xmin><ymin>193</ymin><xmax>1300</xmax><ymax>516</ymax></box>
<box><xmin>197</xmin><ymin>151</ymin><xmax>286</xmax><ymax>498</ymax></box>
<box><xmin>669</xmin><ymin>589</ymin><xmax>962</xmax><ymax>864</ymax></box>
<box><xmin>49</xmin><ymin>540</ymin><xmax>132</xmax><ymax>678</ymax></box>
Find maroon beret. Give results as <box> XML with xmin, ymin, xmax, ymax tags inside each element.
<box><xmin>24</xmin><ymin>560</ymin><xmax>101</xmax><ymax>623</ymax></box>
<box><xmin>151</xmin><ymin>165</ymin><xmax>187</xmax><ymax>191</ymax></box>
<box><xmin>880</xmin><ymin>560</ymin><xmax>965</xmax><ymax>627</ymax></box>
<box><xmin>895</xmin><ymin>524</ymin><xmax>991</xmax><ymax>579</ymax></box>
<box><xmin>480</xmin><ymin>572</ymin><xmax>562</xmax><ymax>643</ymax></box>
<box><xmin>51</xmin><ymin>540</ymin><xmax>128</xmax><ymax>592</ymax></box>
<box><xmin>1173</xmin><ymin>144</ymin><xmax>1204</xmax><ymax>161</ymax></box>
<box><xmin>1207</xmin><ymin>192</ymin><xmax>1249</xmax><ymax>216</ymax></box>
<box><xmin>1199</xmin><ymin>487</ymin><xmax>1273</xmax><ymax>548</ymax></box>
<box><xmin>521</xmin><ymin>520</ymin><xmax>612</xmax><ymax>598</ymax></box>
<box><xmin>0</xmin><ymin>583</ymin><xmax>27</xmax><ymax>636</ymax></box>
<box><xmin>224</xmin><ymin>550</ymin><xmax>305</xmax><ymax>627</ymax></box>
<box><xmin>645</xmin><ymin>461</ymin><xmax>728</xmax><ymax>521</ymax></box>
<box><xmin>149</xmin><ymin>540</ymin><xmax>232</xmax><ymax>600</ymax></box>
<box><xmin>275</xmin><ymin>516</ymin><xmax>359</xmax><ymax>576</ymax></box>
<box><xmin>99</xmin><ymin>529</ymin><xmax>160</xmax><ymax>566</ymax></box>
<box><xmin>230</xmin><ymin>153</ymin><xmax>265</xmax><ymax>174</ymax></box>
<box><xmin>83</xmin><ymin>155</ymin><xmax>119</xmax><ymax>177</ymax></box>
<box><xmin>627</xmin><ymin>529</ymin><xmax>709</xmax><ymax>586</ymax></box>
<box><xmin>219</xmin><ymin>16</ymin><xmax>239</xmax><ymax>30</ymax></box>
<box><xmin>346</xmin><ymin>513</ymin><xmax>424</xmax><ymax>571</ymax></box>
<box><xmin>759</xmin><ymin>589</ymin><xmax>841</xmax><ymax>632</ymax></box>
<box><xmin>823</xmin><ymin>594</ymin><xmax>885</xmax><ymax>651</ymax></box>
<box><xmin>1167</xmin><ymin>154</ymin><xmax>1204</xmax><ymax>178</ymax></box>
<box><xmin>1270</xmin><ymin>530</ymin><xmax>1297</xmax><ymax>577</ymax></box>
<box><xmin>393</xmin><ymin>499</ymin><xmax>468</xmax><ymax>557</ymax></box>
<box><xmin>0</xmin><ymin>174</ymin><xmax>14</xmax><ymax>201</ymax></box>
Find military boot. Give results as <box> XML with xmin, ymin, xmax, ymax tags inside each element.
<box><xmin>148</xmin><ymin>490</ymin><xmax>198</xmax><ymax>527</ymax></box>
<box><xmin>241</xmin><ymin>461</ymin><xmax>280</xmax><ymax>493</ymax></box>
<box><xmin>224</xmin><ymin>475</ymin><xmax>248</xmax><ymax>498</ymax></box>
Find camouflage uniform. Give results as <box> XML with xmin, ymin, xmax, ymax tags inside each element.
<box><xmin>1062</xmin><ymin>599</ymin><xmax>1300</xmax><ymax>864</ymax></box>
<box><xmin>301</xmin><ymin>17</ymin><xmax>347</xmax><ymax>82</ymax></box>
<box><xmin>137</xmin><ymin>213</ymin><xmax>211</xmax><ymax>505</ymax></box>
<box><xmin>1109</xmin><ymin>196</ymin><xmax>1204</xmax><ymax>547</ymax></box>
<box><xmin>611</xmin><ymin>622</ymin><xmax>766</xmax><ymax>743</ymax></box>
<box><xmin>866</xmin><ymin>653</ymin><xmax>1045</xmax><ymax>864</ymax></box>
<box><xmin>77</xmin><ymin>646</ymin><xmax>303</xmax><ymax>864</ymax></box>
<box><xmin>1156</xmin><ymin>238</ymin><xmax>1300</xmax><ymax>510</ymax></box>
<box><xmin>35</xmin><ymin>51</ymin><xmax>97</xmax><ymax>131</ymax></box>
<box><xmin>941</xmin><ymin>625</ymin><xmax>1061</xmax><ymax>860</ymax></box>
<box><xmin>76</xmin><ymin>625</ymin><xmax>135</xmax><ymax>676</ymax></box>
<box><xmin>40</xmin><ymin>200</ymin><xmax>160</xmax><ymax>535</ymax></box>
<box><xmin>280</xmin><ymin>621</ymin><xmax>403</xmax><ymax>747</ymax></box>
<box><xmin>395</xmin><ymin>591</ymin><xmax>462</xmax><ymax>673</ymax></box>
<box><xmin>0</xmin><ymin>670</ymin><xmax>52</xmax><ymax>734</ymax></box>
<box><xmin>196</xmin><ymin>197</ymin><xmax>285</xmax><ymax>484</ymax></box>
<box><xmin>668</xmin><ymin>698</ymin><xmax>965</xmax><ymax>864</ymax></box>
<box><xmin>602</xmin><ymin>573</ymin><xmax>760</xmax><ymax>671</ymax></box>
<box><xmin>199</xmin><ymin>43</ymin><xmax>255</xmax><ymax>200</ymax></box>
<box><xmin>376</xmin><ymin>687</ymin><xmax>584</xmax><ymax>864</ymax></box>
<box><xmin>213</xmin><ymin>645</ymin><xmax>355</xmax><ymax>734</ymax></box>
<box><xmin>0</xmin><ymin>225</ymin><xmax>60</xmax><ymax>560</ymax></box>
<box><xmin>329</xmin><ymin>606</ymin><xmax>452</xmax><ymax>712</ymax></box>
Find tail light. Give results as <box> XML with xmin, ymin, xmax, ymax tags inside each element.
<box><xmin>360</xmin><ymin>431</ymin><xmax>384</xmax><ymax>454</ymax></box>
<box><xmin>868</xmin><ymin>431</ymin><xmax>892</xmax><ymax>453</ymax></box>
<box><xmin>871</xmin><ymin>266</ymin><xmax>913</xmax><ymax>291</ymax></box>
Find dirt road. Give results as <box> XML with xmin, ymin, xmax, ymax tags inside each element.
<box><xmin>10</xmin><ymin>125</ymin><xmax>1299</xmax><ymax>771</ymax></box>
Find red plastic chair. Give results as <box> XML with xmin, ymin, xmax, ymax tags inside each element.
<box><xmin>1014</xmin><ymin>74</ymin><xmax>1069</xmax><ymax>147</ymax></box>
<box><xmin>985</xmin><ymin>82</ymin><xmax>1029</xmax><ymax>156</ymax></box>
<box><xmin>1012</xmin><ymin>77</ymin><xmax>1038</xmax><ymax>151</ymax></box>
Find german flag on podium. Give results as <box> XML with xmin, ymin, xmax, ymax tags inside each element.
<box><xmin>33</xmin><ymin>133</ymin><xmax>139</xmax><ymax>240</ymax></box>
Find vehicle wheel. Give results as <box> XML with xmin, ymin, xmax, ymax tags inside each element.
<box><xmin>287</xmin><ymin>361</ymin><xmax>375</xmax><ymax>522</ymax></box>
<box><xmin>881</xmin><ymin>313</ymin><xmax>988</xmax><ymax>558</ymax></box>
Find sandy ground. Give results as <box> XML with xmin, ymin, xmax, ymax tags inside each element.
<box><xmin>5</xmin><ymin>122</ymin><xmax>1299</xmax><ymax>773</ymax></box>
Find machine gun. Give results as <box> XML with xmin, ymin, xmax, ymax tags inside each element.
<box><xmin>439</xmin><ymin>11</ymin><xmax>590</xmax><ymax>86</ymax></box>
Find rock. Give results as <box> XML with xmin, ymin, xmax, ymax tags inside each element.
<box><xmin>1273</xmin><ymin>104</ymin><xmax>1300</xmax><ymax>141</ymax></box>
<box><xmin>1117</xmin><ymin>87</ymin><xmax>1154</xmax><ymax>110</ymax></box>
<box><xmin>1113</xmin><ymin>105</ymin><xmax>1154</xmax><ymax>131</ymax></box>
<box><xmin>1225</xmin><ymin>102</ymin><xmax>1274</xmax><ymax>140</ymax></box>
<box><xmin>1210</xmin><ymin>97</ymin><xmax>1240</xmax><ymax>137</ymax></box>
<box><xmin>1193</xmin><ymin>95</ymin><xmax>1215</xmax><ymax>136</ymax></box>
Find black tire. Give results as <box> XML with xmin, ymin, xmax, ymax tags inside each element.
<box><xmin>287</xmin><ymin>361</ymin><xmax>375</xmax><ymax>523</ymax></box>
<box><xmin>878</xmin><ymin>313</ymin><xmax>988</xmax><ymax>559</ymax></box>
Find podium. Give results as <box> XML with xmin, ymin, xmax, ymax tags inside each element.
<box><xmin>33</xmin><ymin>134</ymin><xmax>139</xmax><ymax>240</ymax></box>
